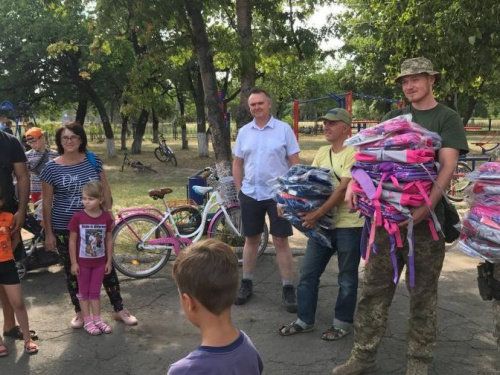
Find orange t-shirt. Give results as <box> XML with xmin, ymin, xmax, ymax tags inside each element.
<box><xmin>0</xmin><ymin>212</ymin><xmax>14</xmax><ymax>262</ymax></box>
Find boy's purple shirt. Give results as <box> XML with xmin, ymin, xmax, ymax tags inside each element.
<box><xmin>167</xmin><ymin>331</ymin><xmax>263</xmax><ymax>375</ymax></box>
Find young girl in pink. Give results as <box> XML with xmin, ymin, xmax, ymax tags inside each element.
<box><xmin>0</xmin><ymin>193</ymin><xmax>38</xmax><ymax>355</ymax></box>
<box><xmin>68</xmin><ymin>181</ymin><xmax>114</xmax><ymax>335</ymax></box>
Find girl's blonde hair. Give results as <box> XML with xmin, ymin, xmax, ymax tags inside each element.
<box><xmin>82</xmin><ymin>180</ymin><xmax>105</xmax><ymax>208</ymax></box>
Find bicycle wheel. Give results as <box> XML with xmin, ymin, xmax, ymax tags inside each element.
<box><xmin>447</xmin><ymin>161</ymin><xmax>473</xmax><ymax>202</ymax></box>
<box><xmin>112</xmin><ymin>215</ymin><xmax>172</xmax><ymax>278</ymax></box>
<box><xmin>171</xmin><ymin>206</ymin><xmax>202</xmax><ymax>235</ymax></box>
<box><xmin>207</xmin><ymin>206</ymin><xmax>269</xmax><ymax>265</ymax></box>
<box><xmin>154</xmin><ymin>147</ymin><xmax>168</xmax><ymax>162</ymax></box>
<box><xmin>166</xmin><ymin>150</ymin><xmax>177</xmax><ymax>167</ymax></box>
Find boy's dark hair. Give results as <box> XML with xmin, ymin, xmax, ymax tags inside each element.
<box><xmin>55</xmin><ymin>122</ymin><xmax>87</xmax><ymax>154</ymax></box>
<box><xmin>249</xmin><ymin>87</ymin><xmax>271</xmax><ymax>100</ymax></box>
<box><xmin>172</xmin><ymin>239</ymin><xmax>239</xmax><ymax>315</ymax></box>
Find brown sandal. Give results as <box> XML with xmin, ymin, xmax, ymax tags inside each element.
<box><xmin>279</xmin><ymin>322</ymin><xmax>314</xmax><ymax>336</ymax></box>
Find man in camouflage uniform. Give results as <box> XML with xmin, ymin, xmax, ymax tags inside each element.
<box><xmin>494</xmin><ymin>266</ymin><xmax>500</xmax><ymax>347</ymax></box>
<box><xmin>332</xmin><ymin>57</ymin><xmax>469</xmax><ymax>375</ymax></box>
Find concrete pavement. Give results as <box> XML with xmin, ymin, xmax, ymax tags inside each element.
<box><xmin>1</xmin><ymin>237</ymin><xmax>499</xmax><ymax>375</ymax></box>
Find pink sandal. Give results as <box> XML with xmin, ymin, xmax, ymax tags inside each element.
<box><xmin>83</xmin><ymin>321</ymin><xmax>101</xmax><ymax>336</ymax></box>
<box><xmin>94</xmin><ymin>321</ymin><xmax>112</xmax><ymax>334</ymax></box>
<box><xmin>0</xmin><ymin>343</ymin><xmax>8</xmax><ymax>357</ymax></box>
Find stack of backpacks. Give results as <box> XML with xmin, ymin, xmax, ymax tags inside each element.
<box><xmin>269</xmin><ymin>164</ymin><xmax>335</xmax><ymax>247</ymax></box>
<box><xmin>459</xmin><ymin>162</ymin><xmax>500</xmax><ymax>263</ymax></box>
<box><xmin>345</xmin><ymin>115</ymin><xmax>443</xmax><ymax>286</ymax></box>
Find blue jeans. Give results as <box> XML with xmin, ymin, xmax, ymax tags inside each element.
<box><xmin>297</xmin><ymin>227</ymin><xmax>362</xmax><ymax>327</ymax></box>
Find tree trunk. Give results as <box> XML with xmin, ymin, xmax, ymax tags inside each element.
<box><xmin>185</xmin><ymin>0</ymin><xmax>231</xmax><ymax>168</ymax></box>
<box><xmin>175</xmin><ymin>86</ymin><xmax>189</xmax><ymax>149</ymax></box>
<box><xmin>152</xmin><ymin>108</ymin><xmax>159</xmax><ymax>143</ymax></box>
<box><xmin>235</xmin><ymin>0</ymin><xmax>256</xmax><ymax>129</ymax></box>
<box><xmin>75</xmin><ymin>97</ymin><xmax>88</xmax><ymax>126</ymax></box>
<box><xmin>194</xmin><ymin>69</ymin><xmax>206</xmax><ymax>134</ymax></box>
<box><xmin>462</xmin><ymin>95</ymin><xmax>477</xmax><ymax>126</ymax></box>
<box><xmin>131</xmin><ymin>109</ymin><xmax>149</xmax><ymax>154</ymax></box>
<box><xmin>121</xmin><ymin>114</ymin><xmax>128</xmax><ymax>150</ymax></box>
<box><xmin>197</xmin><ymin>132</ymin><xmax>209</xmax><ymax>157</ymax></box>
<box><xmin>82</xmin><ymin>81</ymin><xmax>116</xmax><ymax>158</ymax></box>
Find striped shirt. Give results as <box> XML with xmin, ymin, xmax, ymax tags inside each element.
<box><xmin>26</xmin><ymin>149</ymin><xmax>59</xmax><ymax>194</ymax></box>
<box><xmin>40</xmin><ymin>155</ymin><xmax>103</xmax><ymax>231</ymax></box>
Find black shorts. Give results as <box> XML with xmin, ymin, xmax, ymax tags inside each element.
<box><xmin>238</xmin><ymin>191</ymin><xmax>293</xmax><ymax>237</ymax></box>
<box><xmin>0</xmin><ymin>260</ymin><xmax>20</xmax><ymax>285</ymax></box>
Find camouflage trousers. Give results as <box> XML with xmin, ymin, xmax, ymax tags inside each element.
<box><xmin>351</xmin><ymin>220</ymin><xmax>446</xmax><ymax>363</ymax></box>
<box><xmin>494</xmin><ymin>266</ymin><xmax>500</xmax><ymax>346</ymax></box>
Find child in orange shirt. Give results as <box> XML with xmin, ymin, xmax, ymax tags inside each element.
<box><xmin>0</xmin><ymin>192</ymin><xmax>38</xmax><ymax>356</ymax></box>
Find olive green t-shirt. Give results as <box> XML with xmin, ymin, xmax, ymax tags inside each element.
<box><xmin>382</xmin><ymin>103</ymin><xmax>469</xmax><ymax>155</ymax></box>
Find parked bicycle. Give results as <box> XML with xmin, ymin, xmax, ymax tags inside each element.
<box><xmin>112</xmin><ymin>167</ymin><xmax>269</xmax><ymax>278</ymax></box>
<box><xmin>17</xmin><ymin>200</ymin><xmax>61</xmax><ymax>279</ymax></box>
<box><xmin>446</xmin><ymin>161</ymin><xmax>473</xmax><ymax>202</ymax></box>
<box><xmin>121</xmin><ymin>152</ymin><xmax>157</xmax><ymax>173</ymax></box>
<box><xmin>154</xmin><ymin>133</ymin><xmax>177</xmax><ymax>166</ymax></box>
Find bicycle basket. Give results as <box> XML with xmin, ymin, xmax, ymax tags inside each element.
<box><xmin>219</xmin><ymin>176</ymin><xmax>238</xmax><ymax>204</ymax></box>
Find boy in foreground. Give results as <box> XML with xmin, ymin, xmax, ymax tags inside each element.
<box><xmin>168</xmin><ymin>239</ymin><xmax>264</xmax><ymax>375</ymax></box>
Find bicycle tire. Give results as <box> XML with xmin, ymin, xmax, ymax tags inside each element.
<box><xmin>447</xmin><ymin>161</ymin><xmax>473</xmax><ymax>202</ymax></box>
<box><xmin>207</xmin><ymin>205</ymin><xmax>268</xmax><ymax>265</ymax></box>
<box><xmin>166</xmin><ymin>152</ymin><xmax>178</xmax><ymax>167</ymax></box>
<box><xmin>171</xmin><ymin>206</ymin><xmax>202</xmax><ymax>235</ymax></box>
<box><xmin>154</xmin><ymin>147</ymin><xmax>168</xmax><ymax>162</ymax></box>
<box><xmin>112</xmin><ymin>215</ymin><xmax>172</xmax><ymax>278</ymax></box>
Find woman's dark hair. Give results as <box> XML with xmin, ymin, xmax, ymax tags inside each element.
<box><xmin>55</xmin><ymin>122</ymin><xmax>87</xmax><ymax>154</ymax></box>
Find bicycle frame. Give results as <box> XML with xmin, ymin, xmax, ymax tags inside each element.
<box><xmin>115</xmin><ymin>186</ymin><xmax>241</xmax><ymax>256</ymax></box>
<box><xmin>159</xmin><ymin>135</ymin><xmax>173</xmax><ymax>155</ymax></box>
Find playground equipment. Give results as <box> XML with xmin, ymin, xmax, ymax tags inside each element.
<box><xmin>292</xmin><ymin>91</ymin><xmax>405</xmax><ymax>139</ymax></box>
<box><xmin>0</xmin><ymin>101</ymin><xmax>38</xmax><ymax>139</ymax></box>
<box><xmin>469</xmin><ymin>129</ymin><xmax>500</xmax><ymax>154</ymax></box>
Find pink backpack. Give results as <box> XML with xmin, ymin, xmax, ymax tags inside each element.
<box><xmin>354</xmin><ymin>148</ymin><xmax>435</xmax><ymax>163</ymax></box>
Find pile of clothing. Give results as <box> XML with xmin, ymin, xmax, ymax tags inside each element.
<box><xmin>269</xmin><ymin>164</ymin><xmax>334</xmax><ymax>247</ymax></box>
<box><xmin>345</xmin><ymin>115</ymin><xmax>442</xmax><ymax>286</ymax></box>
<box><xmin>459</xmin><ymin>162</ymin><xmax>500</xmax><ymax>263</ymax></box>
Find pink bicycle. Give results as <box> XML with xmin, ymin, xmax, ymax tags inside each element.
<box><xmin>112</xmin><ymin>167</ymin><xmax>269</xmax><ymax>278</ymax></box>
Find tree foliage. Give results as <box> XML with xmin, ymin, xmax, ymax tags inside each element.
<box><xmin>333</xmin><ymin>0</ymin><xmax>500</xmax><ymax>123</ymax></box>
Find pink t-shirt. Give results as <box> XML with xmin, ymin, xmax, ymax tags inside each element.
<box><xmin>68</xmin><ymin>210</ymin><xmax>113</xmax><ymax>268</ymax></box>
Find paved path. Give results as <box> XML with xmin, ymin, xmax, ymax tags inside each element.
<box><xmin>2</xmin><ymin>238</ymin><xmax>499</xmax><ymax>375</ymax></box>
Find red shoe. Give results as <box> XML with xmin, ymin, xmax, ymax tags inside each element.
<box><xmin>24</xmin><ymin>340</ymin><xmax>38</xmax><ymax>355</ymax></box>
<box><xmin>114</xmin><ymin>309</ymin><xmax>138</xmax><ymax>326</ymax></box>
<box><xmin>0</xmin><ymin>343</ymin><xmax>8</xmax><ymax>357</ymax></box>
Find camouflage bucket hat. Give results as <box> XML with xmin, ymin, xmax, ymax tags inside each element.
<box><xmin>395</xmin><ymin>57</ymin><xmax>441</xmax><ymax>83</ymax></box>
<box><xmin>317</xmin><ymin>108</ymin><xmax>352</xmax><ymax>126</ymax></box>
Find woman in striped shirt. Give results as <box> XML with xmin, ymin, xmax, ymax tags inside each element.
<box><xmin>41</xmin><ymin>123</ymin><xmax>138</xmax><ymax>328</ymax></box>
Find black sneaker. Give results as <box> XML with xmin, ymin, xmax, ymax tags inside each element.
<box><xmin>282</xmin><ymin>285</ymin><xmax>297</xmax><ymax>313</ymax></box>
<box><xmin>234</xmin><ymin>279</ymin><xmax>253</xmax><ymax>305</ymax></box>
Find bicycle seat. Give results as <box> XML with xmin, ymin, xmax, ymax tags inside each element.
<box><xmin>193</xmin><ymin>186</ymin><xmax>213</xmax><ymax>195</ymax></box>
<box><xmin>148</xmin><ymin>188</ymin><xmax>173</xmax><ymax>199</ymax></box>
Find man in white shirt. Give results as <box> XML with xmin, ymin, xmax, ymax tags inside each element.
<box><xmin>232</xmin><ymin>88</ymin><xmax>300</xmax><ymax>312</ymax></box>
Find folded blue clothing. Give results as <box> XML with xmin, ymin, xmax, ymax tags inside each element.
<box><xmin>270</xmin><ymin>164</ymin><xmax>336</xmax><ymax>247</ymax></box>
<box><xmin>277</xmin><ymin>164</ymin><xmax>333</xmax><ymax>188</ymax></box>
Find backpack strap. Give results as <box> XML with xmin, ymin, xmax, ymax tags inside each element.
<box><xmin>30</xmin><ymin>150</ymin><xmax>49</xmax><ymax>174</ymax></box>
<box><xmin>86</xmin><ymin>151</ymin><xmax>99</xmax><ymax>173</ymax></box>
